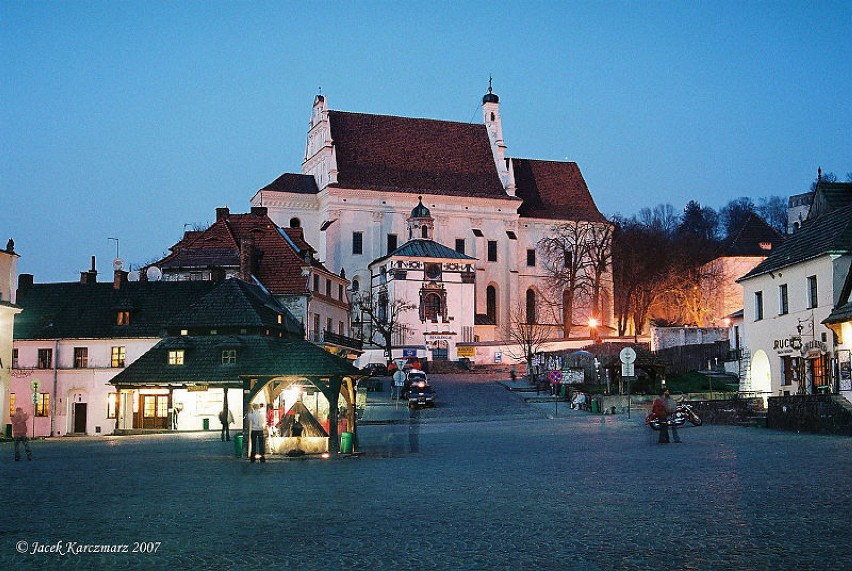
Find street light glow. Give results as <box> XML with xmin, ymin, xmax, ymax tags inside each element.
<box><xmin>588</xmin><ymin>318</ymin><xmax>599</xmax><ymax>328</ymax></box>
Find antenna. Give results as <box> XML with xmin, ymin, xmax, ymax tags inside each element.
<box><xmin>108</xmin><ymin>237</ymin><xmax>120</xmax><ymax>258</ymax></box>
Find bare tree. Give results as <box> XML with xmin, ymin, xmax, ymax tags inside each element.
<box><xmin>350</xmin><ymin>287</ymin><xmax>415</xmax><ymax>359</ymax></box>
<box><xmin>585</xmin><ymin>223</ymin><xmax>613</xmax><ymax>325</ymax></box>
<box><xmin>756</xmin><ymin>196</ymin><xmax>788</xmax><ymax>235</ymax></box>
<box><xmin>502</xmin><ymin>300</ymin><xmax>553</xmax><ymax>380</ymax></box>
<box><xmin>538</xmin><ymin>222</ymin><xmax>595</xmax><ymax>338</ymax></box>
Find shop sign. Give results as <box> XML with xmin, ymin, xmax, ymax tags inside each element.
<box><xmin>425</xmin><ymin>334</ymin><xmax>454</xmax><ymax>341</ymax></box>
<box><xmin>456</xmin><ymin>345</ymin><xmax>476</xmax><ymax>358</ymax></box>
<box><xmin>187</xmin><ymin>384</ymin><xmax>209</xmax><ymax>392</ymax></box>
<box><xmin>773</xmin><ymin>336</ymin><xmax>801</xmax><ymax>355</ymax></box>
<box><xmin>800</xmin><ymin>340</ymin><xmax>828</xmax><ymax>358</ymax></box>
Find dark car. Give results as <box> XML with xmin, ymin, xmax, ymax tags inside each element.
<box><xmin>407</xmin><ymin>377</ymin><xmax>435</xmax><ymax>408</ymax></box>
<box><xmin>362</xmin><ymin>362</ymin><xmax>388</xmax><ymax>377</ymax></box>
<box><xmin>401</xmin><ymin>370</ymin><xmax>428</xmax><ymax>398</ymax></box>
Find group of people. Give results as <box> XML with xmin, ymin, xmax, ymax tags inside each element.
<box><xmin>219</xmin><ymin>402</ymin><xmax>304</xmax><ymax>463</ymax></box>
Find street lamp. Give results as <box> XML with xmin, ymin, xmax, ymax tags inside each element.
<box><xmin>588</xmin><ymin>317</ymin><xmax>599</xmax><ymax>342</ymax></box>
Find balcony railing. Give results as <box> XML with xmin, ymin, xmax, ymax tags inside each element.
<box><xmin>322</xmin><ymin>330</ymin><xmax>363</xmax><ymax>351</ymax></box>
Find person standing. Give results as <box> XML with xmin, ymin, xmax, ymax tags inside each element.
<box><xmin>652</xmin><ymin>389</ymin><xmax>671</xmax><ymax>444</ymax></box>
<box><xmin>218</xmin><ymin>408</ymin><xmax>234</xmax><ymax>441</ymax></box>
<box><xmin>248</xmin><ymin>404</ymin><xmax>266</xmax><ymax>463</ymax></box>
<box><xmin>11</xmin><ymin>407</ymin><xmax>33</xmax><ymax>461</ymax></box>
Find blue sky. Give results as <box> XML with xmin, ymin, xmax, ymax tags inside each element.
<box><xmin>2</xmin><ymin>1</ymin><xmax>849</xmax><ymax>283</ymax></box>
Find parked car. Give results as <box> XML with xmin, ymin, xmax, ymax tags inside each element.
<box><xmin>407</xmin><ymin>376</ymin><xmax>435</xmax><ymax>408</ymax></box>
<box><xmin>361</xmin><ymin>362</ymin><xmax>388</xmax><ymax>377</ymax></box>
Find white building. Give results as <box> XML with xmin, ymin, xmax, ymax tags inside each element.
<box><xmin>738</xmin><ymin>180</ymin><xmax>852</xmax><ymax>398</ymax></box>
<box><xmin>252</xmin><ymin>88</ymin><xmax>612</xmax><ymax>353</ymax></box>
<box><xmin>1</xmin><ymin>239</ymin><xmax>23</xmax><ymax>432</ymax></box>
<box><xmin>363</xmin><ymin>199</ymin><xmax>476</xmax><ymax>361</ymax></box>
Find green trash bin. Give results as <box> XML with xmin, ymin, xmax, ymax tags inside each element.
<box><xmin>591</xmin><ymin>400</ymin><xmax>599</xmax><ymax>413</ymax></box>
<box><xmin>560</xmin><ymin>385</ymin><xmax>567</xmax><ymax>397</ymax></box>
<box><xmin>340</xmin><ymin>431</ymin><xmax>353</xmax><ymax>454</ymax></box>
<box><xmin>202</xmin><ymin>418</ymin><xmax>210</xmax><ymax>431</ymax></box>
<box><xmin>234</xmin><ymin>434</ymin><xmax>244</xmax><ymax>458</ymax></box>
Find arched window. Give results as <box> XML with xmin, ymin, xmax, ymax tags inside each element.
<box><xmin>526</xmin><ymin>289</ymin><xmax>536</xmax><ymax>324</ymax></box>
<box><xmin>486</xmin><ymin>286</ymin><xmax>497</xmax><ymax>324</ymax></box>
<box><xmin>423</xmin><ymin>293</ymin><xmax>442</xmax><ymax>322</ymax></box>
<box><xmin>289</xmin><ymin>217</ymin><xmax>301</xmax><ymax>228</ymax></box>
<box><xmin>351</xmin><ymin>278</ymin><xmax>360</xmax><ymax>292</ymax></box>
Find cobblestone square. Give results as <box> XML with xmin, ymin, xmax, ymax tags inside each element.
<box><xmin>2</xmin><ymin>374</ymin><xmax>850</xmax><ymax>570</ymax></box>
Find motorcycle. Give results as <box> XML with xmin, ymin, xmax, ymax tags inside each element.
<box><xmin>645</xmin><ymin>396</ymin><xmax>703</xmax><ymax>430</ymax></box>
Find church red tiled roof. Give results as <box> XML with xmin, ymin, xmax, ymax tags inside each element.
<box><xmin>327</xmin><ymin>111</ymin><xmax>511</xmax><ymax>200</ymax></box>
<box><xmin>511</xmin><ymin>158</ymin><xmax>606</xmax><ymax>223</ymax></box>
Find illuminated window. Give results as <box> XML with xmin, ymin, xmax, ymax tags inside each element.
<box><xmin>221</xmin><ymin>349</ymin><xmax>237</xmax><ymax>364</ymax></box>
<box><xmin>111</xmin><ymin>346</ymin><xmax>126</xmax><ymax>368</ymax></box>
<box><xmin>116</xmin><ymin>311</ymin><xmax>131</xmax><ymax>325</ymax></box>
<box><xmin>35</xmin><ymin>393</ymin><xmax>49</xmax><ymax>417</ymax></box>
<box><xmin>74</xmin><ymin>347</ymin><xmax>88</xmax><ymax>369</ymax></box>
<box><xmin>37</xmin><ymin>348</ymin><xmax>52</xmax><ymax>369</ymax></box>
<box><xmin>106</xmin><ymin>393</ymin><xmax>118</xmax><ymax>419</ymax></box>
<box><xmin>168</xmin><ymin>350</ymin><xmax>185</xmax><ymax>366</ymax></box>
<box><xmin>9</xmin><ymin>393</ymin><xmax>14</xmax><ymax>418</ymax></box>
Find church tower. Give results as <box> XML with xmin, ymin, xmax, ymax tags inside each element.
<box><xmin>407</xmin><ymin>196</ymin><xmax>434</xmax><ymax>240</ymax></box>
<box><xmin>482</xmin><ymin>79</ymin><xmax>511</xmax><ymax>192</ymax></box>
<box><xmin>302</xmin><ymin>94</ymin><xmax>338</xmax><ymax>189</ymax></box>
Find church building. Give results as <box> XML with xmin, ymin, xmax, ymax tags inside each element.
<box><xmin>253</xmin><ymin>86</ymin><xmax>611</xmax><ymax>357</ymax></box>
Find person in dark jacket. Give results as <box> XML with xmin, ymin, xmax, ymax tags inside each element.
<box><xmin>11</xmin><ymin>407</ymin><xmax>33</xmax><ymax>461</ymax></box>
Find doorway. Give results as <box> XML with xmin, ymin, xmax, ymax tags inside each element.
<box><xmin>73</xmin><ymin>403</ymin><xmax>87</xmax><ymax>434</ymax></box>
<box><xmin>141</xmin><ymin>395</ymin><xmax>170</xmax><ymax>429</ymax></box>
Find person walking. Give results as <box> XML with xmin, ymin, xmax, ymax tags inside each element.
<box><xmin>11</xmin><ymin>407</ymin><xmax>33</xmax><ymax>461</ymax></box>
<box><xmin>248</xmin><ymin>404</ymin><xmax>266</xmax><ymax>463</ymax></box>
<box><xmin>218</xmin><ymin>408</ymin><xmax>234</xmax><ymax>441</ymax></box>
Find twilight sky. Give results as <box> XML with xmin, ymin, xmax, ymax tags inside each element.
<box><xmin>1</xmin><ymin>1</ymin><xmax>849</xmax><ymax>284</ymax></box>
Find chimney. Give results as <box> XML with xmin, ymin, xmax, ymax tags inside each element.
<box><xmin>114</xmin><ymin>269</ymin><xmax>129</xmax><ymax>290</ymax></box>
<box><xmin>16</xmin><ymin>273</ymin><xmax>33</xmax><ymax>301</ymax></box>
<box><xmin>80</xmin><ymin>256</ymin><xmax>98</xmax><ymax>284</ymax></box>
<box><xmin>251</xmin><ymin>206</ymin><xmax>268</xmax><ymax>217</ymax></box>
<box><xmin>216</xmin><ymin>207</ymin><xmax>230</xmax><ymax>221</ymax></box>
<box><xmin>239</xmin><ymin>238</ymin><xmax>255</xmax><ymax>281</ymax></box>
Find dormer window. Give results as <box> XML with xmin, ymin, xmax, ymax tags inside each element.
<box><xmin>222</xmin><ymin>349</ymin><xmax>237</xmax><ymax>364</ymax></box>
<box><xmin>116</xmin><ymin>311</ymin><xmax>131</xmax><ymax>325</ymax></box>
<box><xmin>759</xmin><ymin>242</ymin><xmax>772</xmax><ymax>251</ymax></box>
<box><xmin>168</xmin><ymin>350</ymin><xmax>185</xmax><ymax>366</ymax></box>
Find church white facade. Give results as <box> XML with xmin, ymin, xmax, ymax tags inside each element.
<box><xmin>253</xmin><ymin>88</ymin><xmax>612</xmax><ymax>357</ymax></box>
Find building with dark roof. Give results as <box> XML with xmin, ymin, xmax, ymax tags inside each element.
<box><xmin>252</xmin><ymin>88</ymin><xmax>612</xmax><ymax>357</ymax></box>
<box><xmin>11</xmin><ymin>270</ymin><xmax>360</xmax><ymax>447</ymax></box>
<box><xmin>1</xmin><ymin>239</ymin><xmax>22</xmax><ymax>431</ymax></box>
<box><xmin>737</xmin><ymin>179</ymin><xmax>852</xmax><ymax>400</ymax></box>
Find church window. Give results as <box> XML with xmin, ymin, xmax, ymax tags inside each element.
<box><xmin>387</xmin><ymin>233</ymin><xmax>398</xmax><ymax>254</ymax></box>
<box><xmin>490</xmin><ymin>112</ymin><xmax>495</xmax><ymax>121</ymax></box>
<box><xmin>425</xmin><ymin>263</ymin><xmax>442</xmax><ymax>280</ymax></box>
<box><xmin>455</xmin><ymin>239</ymin><xmax>465</xmax><ymax>255</ymax></box>
<box><xmin>289</xmin><ymin>217</ymin><xmax>301</xmax><ymax>228</ymax></box>
<box><xmin>352</xmin><ymin>232</ymin><xmax>363</xmax><ymax>255</ymax></box>
<box><xmin>526</xmin><ymin>289</ymin><xmax>536</xmax><ymax>324</ymax></box>
<box><xmin>487</xmin><ymin>241</ymin><xmax>498</xmax><ymax>262</ymax></box>
<box><xmin>486</xmin><ymin>286</ymin><xmax>497</xmax><ymax>324</ymax></box>
<box><xmin>527</xmin><ymin>249</ymin><xmax>536</xmax><ymax>267</ymax></box>
<box><xmin>423</xmin><ymin>293</ymin><xmax>443</xmax><ymax>322</ymax></box>
<box><xmin>352</xmin><ymin>278</ymin><xmax>360</xmax><ymax>292</ymax></box>
<box><xmin>422</xmin><ymin>225</ymin><xmax>429</xmax><ymax>239</ymax></box>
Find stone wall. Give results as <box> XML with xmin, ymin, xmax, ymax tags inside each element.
<box><xmin>767</xmin><ymin>395</ymin><xmax>852</xmax><ymax>436</ymax></box>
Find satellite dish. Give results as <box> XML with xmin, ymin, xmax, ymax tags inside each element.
<box><xmin>127</xmin><ymin>271</ymin><xmax>140</xmax><ymax>282</ymax></box>
<box><xmin>146</xmin><ymin>266</ymin><xmax>162</xmax><ymax>281</ymax></box>
<box><xmin>113</xmin><ymin>258</ymin><xmax>124</xmax><ymax>271</ymax></box>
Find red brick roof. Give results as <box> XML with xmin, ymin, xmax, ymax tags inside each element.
<box><xmin>327</xmin><ymin>111</ymin><xmax>511</xmax><ymax>200</ymax></box>
<box><xmin>154</xmin><ymin>212</ymin><xmax>312</xmax><ymax>295</ymax></box>
<box><xmin>511</xmin><ymin>158</ymin><xmax>606</xmax><ymax>223</ymax></box>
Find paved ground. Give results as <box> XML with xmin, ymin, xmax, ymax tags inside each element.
<box><xmin>1</xmin><ymin>373</ymin><xmax>850</xmax><ymax>571</ymax></box>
